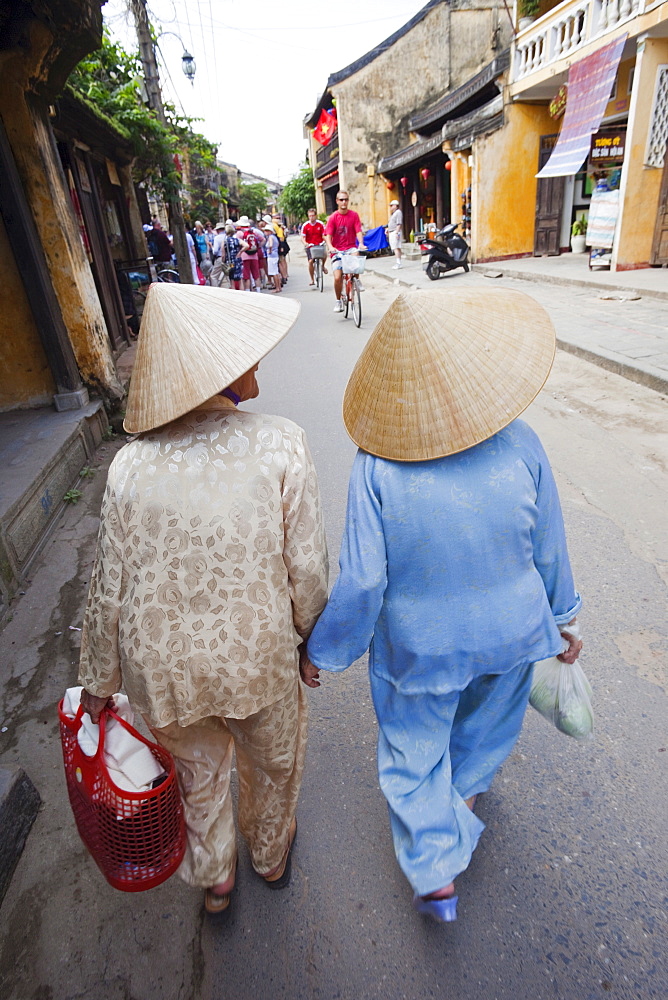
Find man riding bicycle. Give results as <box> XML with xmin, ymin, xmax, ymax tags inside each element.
<box><xmin>301</xmin><ymin>208</ymin><xmax>328</xmax><ymax>287</ymax></box>
<box><xmin>324</xmin><ymin>191</ymin><xmax>365</xmax><ymax>312</ymax></box>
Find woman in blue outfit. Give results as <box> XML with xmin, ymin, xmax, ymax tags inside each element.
<box><xmin>303</xmin><ymin>288</ymin><xmax>583</xmax><ymax>923</ymax></box>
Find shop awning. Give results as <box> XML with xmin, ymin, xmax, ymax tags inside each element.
<box><xmin>409</xmin><ymin>51</ymin><xmax>510</xmax><ymax>133</ymax></box>
<box><xmin>441</xmin><ymin>94</ymin><xmax>504</xmax><ymax>152</ymax></box>
<box><xmin>378</xmin><ymin>132</ymin><xmax>444</xmax><ymax>175</ymax></box>
<box><xmin>536</xmin><ymin>34</ymin><xmax>627</xmax><ymax>179</ymax></box>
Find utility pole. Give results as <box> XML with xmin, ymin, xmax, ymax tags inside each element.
<box><xmin>130</xmin><ymin>0</ymin><xmax>193</xmax><ymax>283</ymax></box>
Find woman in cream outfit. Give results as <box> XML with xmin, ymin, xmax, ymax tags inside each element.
<box><xmin>79</xmin><ymin>284</ymin><xmax>328</xmax><ymax>913</ymax></box>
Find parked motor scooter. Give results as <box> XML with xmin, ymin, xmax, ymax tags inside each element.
<box><xmin>419</xmin><ymin>223</ymin><xmax>470</xmax><ymax>279</ymax></box>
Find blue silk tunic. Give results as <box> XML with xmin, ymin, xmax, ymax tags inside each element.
<box><xmin>308</xmin><ymin>419</ymin><xmax>581</xmax><ymax>689</ymax></box>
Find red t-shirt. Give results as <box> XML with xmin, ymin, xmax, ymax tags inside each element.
<box><xmin>324</xmin><ymin>210</ymin><xmax>362</xmax><ymax>251</ymax></box>
<box><xmin>301</xmin><ymin>220</ymin><xmax>325</xmax><ymax>245</ymax></box>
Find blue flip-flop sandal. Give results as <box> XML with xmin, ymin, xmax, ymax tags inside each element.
<box><xmin>413</xmin><ymin>893</ymin><xmax>458</xmax><ymax>922</ymax></box>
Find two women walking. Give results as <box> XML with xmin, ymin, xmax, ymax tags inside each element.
<box><xmin>79</xmin><ymin>282</ymin><xmax>581</xmax><ymax>922</ymax></box>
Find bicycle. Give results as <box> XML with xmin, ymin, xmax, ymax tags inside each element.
<box><xmin>339</xmin><ymin>250</ymin><xmax>366</xmax><ymax>328</ymax></box>
<box><xmin>119</xmin><ymin>258</ymin><xmax>181</xmax><ymax>317</ymax></box>
<box><xmin>310</xmin><ymin>243</ymin><xmax>327</xmax><ymax>293</ymax></box>
<box><xmin>155</xmin><ymin>262</ymin><xmax>180</xmax><ymax>283</ymax></box>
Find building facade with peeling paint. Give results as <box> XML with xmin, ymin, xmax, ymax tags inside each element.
<box><xmin>304</xmin><ymin>0</ymin><xmax>512</xmax><ymax>236</ymax></box>
<box><xmin>0</xmin><ymin>0</ymin><xmax>130</xmax><ymax>415</ymax></box>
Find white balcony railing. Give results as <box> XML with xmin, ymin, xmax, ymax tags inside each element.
<box><xmin>514</xmin><ymin>0</ymin><xmax>646</xmax><ymax>82</ymax></box>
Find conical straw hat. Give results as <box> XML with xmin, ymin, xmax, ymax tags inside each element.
<box><xmin>124</xmin><ymin>284</ymin><xmax>300</xmax><ymax>433</ymax></box>
<box><xmin>343</xmin><ymin>287</ymin><xmax>555</xmax><ymax>461</ymax></box>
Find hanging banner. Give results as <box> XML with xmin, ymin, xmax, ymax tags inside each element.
<box><xmin>586</xmin><ymin>187</ymin><xmax>620</xmax><ymax>248</ymax></box>
<box><xmin>537</xmin><ymin>34</ymin><xmax>627</xmax><ymax>178</ymax></box>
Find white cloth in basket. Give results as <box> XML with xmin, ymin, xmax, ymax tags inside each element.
<box><xmin>63</xmin><ymin>686</ymin><xmax>163</xmax><ymax>794</ymax></box>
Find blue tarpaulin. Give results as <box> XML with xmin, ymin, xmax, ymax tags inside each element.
<box><xmin>364</xmin><ymin>226</ymin><xmax>389</xmax><ymax>252</ymax></box>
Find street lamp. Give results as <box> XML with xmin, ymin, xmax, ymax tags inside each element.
<box><xmin>181</xmin><ymin>51</ymin><xmax>196</xmax><ymax>83</ymax></box>
<box><xmin>157</xmin><ymin>31</ymin><xmax>197</xmax><ymax>85</ymax></box>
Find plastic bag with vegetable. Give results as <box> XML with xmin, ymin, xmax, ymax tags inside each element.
<box><xmin>529</xmin><ymin>622</ymin><xmax>593</xmax><ymax>740</ymax></box>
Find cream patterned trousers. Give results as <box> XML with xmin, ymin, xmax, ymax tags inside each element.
<box><xmin>148</xmin><ymin>678</ymin><xmax>307</xmax><ymax>888</ymax></box>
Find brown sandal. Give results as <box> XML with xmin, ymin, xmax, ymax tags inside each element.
<box><xmin>259</xmin><ymin>817</ymin><xmax>297</xmax><ymax>890</ymax></box>
<box><xmin>204</xmin><ymin>858</ymin><xmax>237</xmax><ymax>914</ymax></box>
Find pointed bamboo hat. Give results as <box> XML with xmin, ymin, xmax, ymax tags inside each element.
<box><xmin>124</xmin><ymin>284</ymin><xmax>300</xmax><ymax>434</ymax></box>
<box><xmin>343</xmin><ymin>287</ymin><xmax>555</xmax><ymax>461</ymax></box>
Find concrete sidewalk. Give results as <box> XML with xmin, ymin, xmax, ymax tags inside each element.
<box><xmin>364</xmin><ymin>251</ymin><xmax>668</xmax><ymax>395</ymax></box>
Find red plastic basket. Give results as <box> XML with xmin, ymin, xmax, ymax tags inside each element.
<box><xmin>58</xmin><ymin>700</ymin><xmax>186</xmax><ymax>892</ymax></box>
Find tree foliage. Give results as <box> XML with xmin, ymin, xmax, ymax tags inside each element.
<box><xmin>279</xmin><ymin>166</ymin><xmax>316</xmax><ymax>222</ymax></box>
<box><xmin>67</xmin><ymin>30</ymin><xmax>219</xmax><ymax>206</ymax></box>
<box><xmin>239</xmin><ymin>182</ymin><xmax>270</xmax><ymax>219</ymax></box>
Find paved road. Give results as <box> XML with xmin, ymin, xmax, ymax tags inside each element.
<box><xmin>0</xmin><ymin>254</ymin><xmax>666</xmax><ymax>1000</ymax></box>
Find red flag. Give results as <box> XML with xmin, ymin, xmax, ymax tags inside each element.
<box><xmin>313</xmin><ymin>108</ymin><xmax>337</xmax><ymax>147</ymax></box>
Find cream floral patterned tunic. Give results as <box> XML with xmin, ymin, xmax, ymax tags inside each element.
<box><xmin>79</xmin><ymin>397</ymin><xmax>328</xmax><ymax>728</ymax></box>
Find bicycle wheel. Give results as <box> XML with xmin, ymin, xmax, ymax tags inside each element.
<box><xmin>157</xmin><ymin>269</ymin><xmax>180</xmax><ymax>283</ymax></box>
<box><xmin>343</xmin><ymin>283</ymin><xmax>350</xmax><ymax>318</ymax></box>
<box><xmin>317</xmin><ymin>257</ymin><xmax>324</xmax><ymax>293</ymax></box>
<box><xmin>351</xmin><ymin>278</ymin><xmax>362</xmax><ymax>327</ymax></box>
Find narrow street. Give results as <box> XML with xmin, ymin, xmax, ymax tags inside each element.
<box><xmin>0</xmin><ymin>249</ymin><xmax>666</xmax><ymax>1000</ymax></box>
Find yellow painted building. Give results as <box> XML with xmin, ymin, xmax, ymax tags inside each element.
<box><xmin>471</xmin><ymin>0</ymin><xmax>668</xmax><ymax>269</ymax></box>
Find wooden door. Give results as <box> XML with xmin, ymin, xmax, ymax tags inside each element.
<box><xmin>534</xmin><ymin>135</ymin><xmax>564</xmax><ymax>256</ymax></box>
<box><xmin>650</xmin><ymin>144</ymin><xmax>668</xmax><ymax>265</ymax></box>
<box><xmin>69</xmin><ymin>147</ymin><xmax>130</xmax><ymax>352</ymax></box>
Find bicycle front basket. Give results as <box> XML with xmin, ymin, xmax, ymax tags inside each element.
<box><xmin>341</xmin><ymin>254</ymin><xmax>365</xmax><ymax>275</ymax></box>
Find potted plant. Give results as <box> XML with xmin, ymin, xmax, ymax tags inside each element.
<box><xmin>518</xmin><ymin>0</ymin><xmax>540</xmax><ymax>30</ymax></box>
<box><xmin>570</xmin><ymin>218</ymin><xmax>587</xmax><ymax>254</ymax></box>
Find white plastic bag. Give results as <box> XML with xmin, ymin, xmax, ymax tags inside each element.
<box><xmin>341</xmin><ymin>253</ymin><xmax>366</xmax><ymax>275</ymax></box>
<box><xmin>529</xmin><ymin>656</ymin><xmax>594</xmax><ymax>740</ymax></box>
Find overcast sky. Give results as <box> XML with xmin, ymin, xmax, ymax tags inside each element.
<box><xmin>103</xmin><ymin>0</ymin><xmax>430</xmax><ymax>184</ymax></box>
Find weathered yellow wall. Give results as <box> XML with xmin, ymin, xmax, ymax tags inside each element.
<box><xmin>119</xmin><ymin>164</ymin><xmax>146</xmax><ymax>260</ymax></box>
<box><xmin>0</xmin><ymin>215</ymin><xmax>55</xmax><ymax>410</ymax></box>
<box><xmin>472</xmin><ymin>102</ymin><xmax>555</xmax><ymax>260</ymax></box>
<box><xmin>603</xmin><ymin>56</ymin><xmax>635</xmax><ymax>121</ymax></box>
<box><xmin>0</xmin><ymin>21</ymin><xmax>123</xmax><ymax>402</ymax></box>
<box><xmin>614</xmin><ymin>37</ymin><xmax>668</xmax><ymax>269</ymax></box>
<box><xmin>331</xmin><ymin>1</ymin><xmax>512</xmax><ymax>227</ymax></box>
<box><xmin>448</xmin><ymin>152</ymin><xmax>471</xmax><ymax>228</ymax></box>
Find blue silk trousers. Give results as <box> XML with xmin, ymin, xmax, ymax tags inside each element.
<box><xmin>370</xmin><ymin>660</ymin><xmax>534</xmax><ymax>897</ymax></box>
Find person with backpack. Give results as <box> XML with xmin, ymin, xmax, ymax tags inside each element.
<box><xmin>221</xmin><ymin>222</ymin><xmax>243</xmax><ymax>290</ymax></box>
<box><xmin>271</xmin><ymin>214</ymin><xmax>290</xmax><ymax>285</ymax></box>
<box><xmin>250</xmin><ymin>221</ymin><xmax>268</xmax><ymax>290</ymax></box>
<box><xmin>261</xmin><ymin>220</ymin><xmax>282</xmax><ymax>294</ymax></box>
<box><xmin>236</xmin><ymin>216</ymin><xmax>260</xmax><ymax>292</ymax></box>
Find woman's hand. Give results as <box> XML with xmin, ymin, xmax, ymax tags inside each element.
<box><xmin>557</xmin><ymin>620</ymin><xmax>583</xmax><ymax>664</ymax></box>
<box><xmin>80</xmin><ymin>689</ymin><xmax>115</xmax><ymax>724</ymax></box>
<box><xmin>298</xmin><ymin>644</ymin><xmax>321</xmax><ymax>688</ymax></box>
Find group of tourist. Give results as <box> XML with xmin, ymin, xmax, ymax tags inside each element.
<box><xmin>144</xmin><ymin>215</ymin><xmax>290</xmax><ymax>292</ymax></box>
<box><xmin>144</xmin><ymin>195</ymin><xmax>401</xmax><ymax>302</ymax></box>
<box><xmin>208</xmin><ymin>215</ymin><xmax>290</xmax><ymax>293</ymax></box>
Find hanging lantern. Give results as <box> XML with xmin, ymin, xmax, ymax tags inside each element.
<box><xmin>421</xmin><ymin>167</ymin><xmax>430</xmax><ymax>181</ymax></box>
<box><xmin>182</xmin><ymin>51</ymin><xmax>196</xmax><ymax>83</ymax></box>
<box><xmin>386</xmin><ymin>180</ymin><xmax>395</xmax><ymax>190</ymax></box>
<box><xmin>400</xmin><ymin>176</ymin><xmax>408</xmax><ymax>189</ymax></box>
<box><xmin>445</xmin><ymin>161</ymin><xmax>452</xmax><ymax>171</ymax></box>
